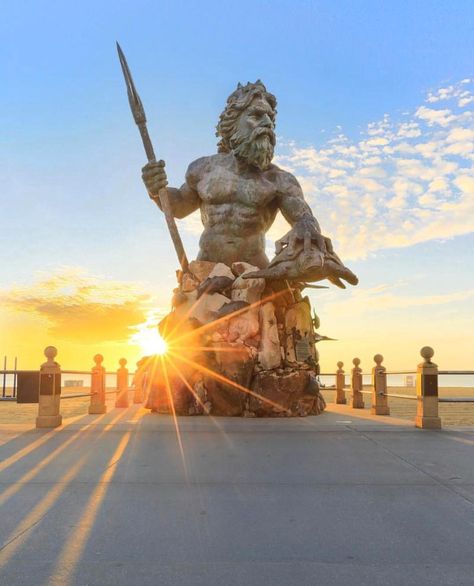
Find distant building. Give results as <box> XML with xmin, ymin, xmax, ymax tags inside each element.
<box><xmin>404</xmin><ymin>375</ymin><xmax>415</xmax><ymax>387</ymax></box>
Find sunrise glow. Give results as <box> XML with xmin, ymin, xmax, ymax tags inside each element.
<box><xmin>131</xmin><ymin>325</ymin><xmax>168</xmax><ymax>356</ymax></box>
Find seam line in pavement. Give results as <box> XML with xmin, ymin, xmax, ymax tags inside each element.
<box><xmin>0</xmin><ymin>516</ymin><xmax>44</xmax><ymax>553</ymax></box>
<box><xmin>352</xmin><ymin>428</ymin><xmax>474</xmax><ymax>507</ymax></box>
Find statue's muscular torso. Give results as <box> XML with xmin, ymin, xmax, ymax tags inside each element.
<box><xmin>164</xmin><ymin>153</ymin><xmax>318</xmax><ymax>269</ymax></box>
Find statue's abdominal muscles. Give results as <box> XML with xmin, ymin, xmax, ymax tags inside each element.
<box><xmin>195</xmin><ymin>164</ymin><xmax>278</xmax><ymax>267</ymax></box>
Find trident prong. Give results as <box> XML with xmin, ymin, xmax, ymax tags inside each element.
<box><xmin>116</xmin><ymin>42</ymin><xmax>146</xmax><ymax>125</ymax></box>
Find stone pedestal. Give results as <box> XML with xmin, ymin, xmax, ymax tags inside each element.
<box><xmin>89</xmin><ymin>354</ymin><xmax>107</xmax><ymax>415</ymax></box>
<box><xmin>258</xmin><ymin>302</ymin><xmax>281</xmax><ymax>370</ymax></box>
<box><xmin>205</xmin><ymin>343</ymin><xmax>254</xmax><ymax>416</ymax></box>
<box><xmin>351</xmin><ymin>358</ymin><xmax>364</xmax><ymax>409</ymax></box>
<box><xmin>371</xmin><ymin>354</ymin><xmax>390</xmax><ymax>416</ymax></box>
<box><xmin>250</xmin><ymin>369</ymin><xmax>325</xmax><ymax>417</ymax></box>
<box><xmin>36</xmin><ymin>394</ymin><xmax>62</xmax><ymax>428</ymax></box>
<box><xmin>415</xmin><ymin>347</ymin><xmax>441</xmax><ymax>430</ymax></box>
<box><xmin>115</xmin><ymin>358</ymin><xmax>129</xmax><ymax>408</ymax></box>
<box><xmin>146</xmin><ymin>259</ymin><xmax>327</xmax><ymax>418</ymax></box>
<box><xmin>335</xmin><ymin>361</ymin><xmax>346</xmax><ymax>404</ymax></box>
<box><xmin>36</xmin><ymin>346</ymin><xmax>62</xmax><ymax>429</ymax></box>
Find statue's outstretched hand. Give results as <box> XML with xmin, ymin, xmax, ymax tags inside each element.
<box><xmin>275</xmin><ymin>216</ymin><xmax>326</xmax><ymax>257</ymax></box>
<box><xmin>142</xmin><ymin>160</ymin><xmax>168</xmax><ymax>199</ymax></box>
<box><xmin>304</xmin><ymin>233</ymin><xmax>357</xmax><ymax>288</ymax></box>
<box><xmin>323</xmin><ymin>258</ymin><xmax>359</xmax><ymax>289</ymax></box>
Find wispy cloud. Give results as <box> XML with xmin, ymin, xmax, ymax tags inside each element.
<box><xmin>317</xmin><ymin>283</ymin><xmax>474</xmax><ymax>319</ymax></box>
<box><xmin>268</xmin><ymin>79</ymin><xmax>474</xmax><ymax>260</ymax></box>
<box><xmin>0</xmin><ymin>267</ymin><xmax>154</xmax><ymax>344</ymax></box>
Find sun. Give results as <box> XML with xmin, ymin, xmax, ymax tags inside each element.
<box><xmin>131</xmin><ymin>325</ymin><xmax>168</xmax><ymax>356</ymax></box>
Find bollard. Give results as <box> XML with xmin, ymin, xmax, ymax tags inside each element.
<box><xmin>371</xmin><ymin>354</ymin><xmax>390</xmax><ymax>415</ymax></box>
<box><xmin>115</xmin><ymin>358</ymin><xmax>129</xmax><ymax>408</ymax></box>
<box><xmin>351</xmin><ymin>358</ymin><xmax>364</xmax><ymax>409</ymax></box>
<box><xmin>335</xmin><ymin>361</ymin><xmax>346</xmax><ymax>404</ymax></box>
<box><xmin>36</xmin><ymin>346</ymin><xmax>62</xmax><ymax>428</ymax></box>
<box><xmin>415</xmin><ymin>346</ymin><xmax>441</xmax><ymax>430</ymax></box>
<box><xmin>133</xmin><ymin>361</ymin><xmax>145</xmax><ymax>404</ymax></box>
<box><xmin>88</xmin><ymin>354</ymin><xmax>107</xmax><ymax>414</ymax></box>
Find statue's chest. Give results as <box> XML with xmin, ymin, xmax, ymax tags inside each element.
<box><xmin>198</xmin><ymin>168</ymin><xmax>275</xmax><ymax>208</ymax></box>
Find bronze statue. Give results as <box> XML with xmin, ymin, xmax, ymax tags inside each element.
<box><xmin>141</xmin><ymin>81</ymin><xmax>357</xmax><ymax>288</ymax></box>
<box><xmin>118</xmin><ymin>44</ymin><xmax>358</xmax><ymax>417</ymax></box>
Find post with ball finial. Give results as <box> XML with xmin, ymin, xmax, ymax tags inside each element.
<box><xmin>351</xmin><ymin>358</ymin><xmax>364</xmax><ymax>409</ymax></box>
<box><xmin>371</xmin><ymin>354</ymin><xmax>390</xmax><ymax>416</ymax></box>
<box><xmin>335</xmin><ymin>362</ymin><xmax>346</xmax><ymax>404</ymax></box>
<box><xmin>115</xmin><ymin>358</ymin><xmax>129</xmax><ymax>408</ymax></box>
<box><xmin>89</xmin><ymin>354</ymin><xmax>107</xmax><ymax>414</ymax></box>
<box><xmin>36</xmin><ymin>346</ymin><xmax>62</xmax><ymax>428</ymax></box>
<box><xmin>415</xmin><ymin>346</ymin><xmax>441</xmax><ymax>429</ymax></box>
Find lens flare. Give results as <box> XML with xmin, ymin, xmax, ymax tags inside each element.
<box><xmin>131</xmin><ymin>325</ymin><xmax>168</xmax><ymax>356</ymax></box>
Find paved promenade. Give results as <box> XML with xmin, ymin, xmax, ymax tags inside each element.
<box><xmin>1</xmin><ymin>405</ymin><xmax>474</xmax><ymax>585</ymax></box>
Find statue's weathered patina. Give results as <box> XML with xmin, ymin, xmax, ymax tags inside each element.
<box><xmin>131</xmin><ymin>77</ymin><xmax>358</xmax><ymax>417</ymax></box>
<box><xmin>142</xmin><ymin>81</ymin><xmax>357</xmax><ymax>289</ymax></box>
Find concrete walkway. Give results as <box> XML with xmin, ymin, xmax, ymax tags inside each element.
<box><xmin>1</xmin><ymin>405</ymin><xmax>474</xmax><ymax>586</ymax></box>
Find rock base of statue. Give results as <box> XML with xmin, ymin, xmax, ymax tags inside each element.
<box><xmin>144</xmin><ymin>260</ymin><xmax>326</xmax><ymax>417</ymax></box>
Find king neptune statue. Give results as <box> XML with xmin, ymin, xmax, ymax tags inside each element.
<box><xmin>140</xmin><ymin>81</ymin><xmax>358</xmax><ymax>417</ymax></box>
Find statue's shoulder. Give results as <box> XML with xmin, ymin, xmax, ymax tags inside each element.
<box><xmin>266</xmin><ymin>163</ymin><xmax>301</xmax><ymax>190</ymax></box>
<box><xmin>186</xmin><ymin>154</ymin><xmax>226</xmax><ymax>184</ymax></box>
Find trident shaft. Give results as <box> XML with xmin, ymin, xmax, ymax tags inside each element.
<box><xmin>116</xmin><ymin>42</ymin><xmax>189</xmax><ymax>272</ymax></box>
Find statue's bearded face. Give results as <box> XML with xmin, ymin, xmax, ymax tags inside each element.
<box><xmin>230</xmin><ymin>98</ymin><xmax>276</xmax><ymax>171</ymax></box>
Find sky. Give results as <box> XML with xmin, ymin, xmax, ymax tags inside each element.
<box><xmin>1</xmin><ymin>0</ymin><xmax>473</xmax><ymax>372</ymax></box>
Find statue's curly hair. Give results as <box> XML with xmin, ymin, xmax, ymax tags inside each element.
<box><xmin>216</xmin><ymin>81</ymin><xmax>277</xmax><ymax>153</ymax></box>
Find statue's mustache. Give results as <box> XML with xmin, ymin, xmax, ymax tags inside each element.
<box><xmin>251</xmin><ymin>126</ymin><xmax>276</xmax><ymax>145</ymax></box>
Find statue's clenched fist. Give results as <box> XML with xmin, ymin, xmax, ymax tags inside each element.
<box><xmin>142</xmin><ymin>160</ymin><xmax>168</xmax><ymax>198</ymax></box>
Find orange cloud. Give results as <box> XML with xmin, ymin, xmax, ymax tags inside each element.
<box><xmin>1</xmin><ymin>267</ymin><xmax>152</xmax><ymax>344</ymax></box>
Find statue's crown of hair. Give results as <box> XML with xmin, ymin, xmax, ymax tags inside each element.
<box><xmin>229</xmin><ymin>80</ymin><xmax>267</xmax><ymax>102</ymax></box>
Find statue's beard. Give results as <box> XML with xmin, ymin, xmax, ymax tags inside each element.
<box><xmin>231</xmin><ymin>127</ymin><xmax>275</xmax><ymax>170</ymax></box>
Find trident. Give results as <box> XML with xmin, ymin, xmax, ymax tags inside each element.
<box><xmin>116</xmin><ymin>42</ymin><xmax>189</xmax><ymax>272</ymax></box>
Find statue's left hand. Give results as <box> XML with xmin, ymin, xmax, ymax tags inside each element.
<box><xmin>323</xmin><ymin>259</ymin><xmax>359</xmax><ymax>289</ymax></box>
<box><xmin>275</xmin><ymin>216</ymin><xmax>326</xmax><ymax>257</ymax></box>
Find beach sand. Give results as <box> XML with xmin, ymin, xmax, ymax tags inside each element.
<box><xmin>0</xmin><ymin>385</ymin><xmax>473</xmax><ymax>426</ymax></box>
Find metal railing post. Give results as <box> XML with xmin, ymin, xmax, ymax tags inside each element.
<box><xmin>88</xmin><ymin>354</ymin><xmax>107</xmax><ymax>414</ymax></box>
<box><xmin>13</xmin><ymin>357</ymin><xmax>18</xmax><ymax>398</ymax></box>
<box><xmin>115</xmin><ymin>358</ymin><xmax>129</xmax><ymax>408</ymax></box>
<box><xmin>415</xmin><ymin>346</ymin><xmax>441</xmax><ymax>430</ymax></box>
<box><xmin>351</xmin><ymin>357</ymin><xmax>364</xmax><ymax>409</ymax></box>
<box><xmin>371</xmin><ymin>354</ymin><xmax>390</xmax><ymax>415</ymax></box>
<box><xmin>336</xmin><ymin>361</ymin><xmax>346</xmax><ymax>404</ymax></box>
<box><xmin>2</xmin><ymin>356</ymin><xmax>6</xmax><ymax>398</ymax></box>
<box><xmin>36</xmin><ymin>346</ymin><xmax>62</xmax><ymax>428</ymax></box>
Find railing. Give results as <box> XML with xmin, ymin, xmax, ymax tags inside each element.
<box><xmin>0</xmin><ymin>348</ymin><xmax>144</xmax><ymax>428</ymax></box>
<box><xmin>326</xmin><ymin>347</ymin><xmax>473</xmax><ymax>429</ymax></box>
<box><xmin>437</xmin><ymin>370</ymin><xmax>474</xmax><ymax>403</ymax></box>
<box><xmin>0</xmin><ymin>367</ymin><xmax>134</xmax><ymax>402</ymax></box>
<box><xmin>60</xmin><ymin>390</ymin><xmax>119</xmax><ymax>400</ymax></box>
<box><xmin>1</xmin><ymin>356</ymin><xmax>18</xmax><ymax>399</ymax></box>
<box><xmin>2</xmin><ymin>345</ymin><xmax>472</xmax><ymax>430</ymax></box>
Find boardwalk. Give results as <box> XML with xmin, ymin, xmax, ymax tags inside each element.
<box><xmin>1</xmin><ymin>404</ymin><xmax>474</xmax><ymax>585</ymax></box>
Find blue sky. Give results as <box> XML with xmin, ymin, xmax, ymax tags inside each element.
<box><xmin>1</xmin><ymin>1</ymin><xmax>473</xmax><ymax>369</ymax></box>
